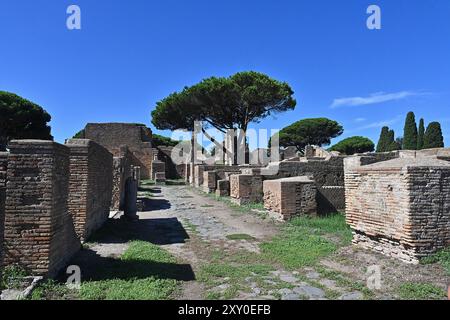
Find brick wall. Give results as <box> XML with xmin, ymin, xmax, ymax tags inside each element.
<box><xmin>3</xmin><ymin>140</ymin><xmax>80</xmax><ymax>277</ymax></box>
<box><xmin>66</xmin><ymin>139</ymin><xmax>113</xmax><ymax>242</ymax></box>
<box><xmin>111</xmin><ymin>146</ymin><xmax>132</xmax><ymax>211</ymax></box>
<box><xmin>0</xmin><ymin>152</ymin><xmax>8</xmax><ymax>269</ymax></box>
<box><xmin>150</xmin><ymin>160</ymin><xmax>166</xmax><ymax>180</ymax></box>
<box><xmin>230</xmin><ymin>174</ymin><xmax>263</xmax><ymax>205</ymax></box>
<box><xmin>84</xmin><ymin>123</ymin><xmax>153</xmax><ymax>179</ymax></box>
<box><xmin>345</xmin><ymin>155</ymin><xmax>450</xmax><ymax>263</ymax></box>
<box><xmin>263</xmin><ymin>177</ymin><xmax>317</xmax><ymax>221</ymax></box>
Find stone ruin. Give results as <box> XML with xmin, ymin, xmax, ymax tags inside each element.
<box><xmin>0</xmin><ymin>138</ymin><xmax>138</xmax><ymax>277</ymax></box>
<box><xmin>344</xmin><ymin>149</ymin><xmax>450</xmax><ymax>264</ymax></box>
<box><xmin>82</xmin><ymin>123</ymin><xmax>154</xmax><ymax>179</ymax></box>
<box><xmin>193</xmin><ymin>145</ymin><xmax>346</xmax><ymax>217</ymax></box>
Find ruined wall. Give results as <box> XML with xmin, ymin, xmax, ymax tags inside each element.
<box><xmin>0</xmin><ymin>152</ymin><xmax>8</xmax><ymax>269</ymax></box>
<box><xmin>84</xmin><ymin>123</ymin><xmax>153</xmax><ymax>179</ymax></box>
<box><xmin>111</xmin><ymin>146</ymin><xmax>132</xmax><ymax>211</ymax></box>
<box><xmin>3</xmin><ymin>141</ymin><xmax>80</xmax><ymax>277</ymax></box>
<box><xmin>263</xmin><ymin>177</ymin><xmax>317</xmax><ymax>221</ymax></box>
<box><xmin>155</xmin><ymin>146</ymin><xmax>185</xmax><ymax>179</ymax></box>
<box><xmin>66</xmin><ymin>139</ymin><xmax>113</xmax><ymax>242</ymax></box>
<box><xmin>230</xmin><ymin>174</ymin><xmax>263</xmax><ymax>205</ymax></box>
<box><xmin>345</xmin><ymin>155</ymin><xmax>450</xmax><ymax>263</ymax></box>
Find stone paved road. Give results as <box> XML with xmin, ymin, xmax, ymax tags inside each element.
<box><xmin>135</xmin><ymin>185</ymin><xmax>363</xmax><ymax>300</ymax></box>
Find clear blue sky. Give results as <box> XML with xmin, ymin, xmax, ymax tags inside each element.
<box><xmin>1</xmin><ymin>0</ymin><xmax>449</xmax><ymax>149</ymax></box>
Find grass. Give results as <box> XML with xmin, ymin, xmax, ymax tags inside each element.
<box><xmin>260</xmin><ymin>214</ymin><xmax>352</xmax><ymax>270</ymax></box>
<box><xmin>0</xmin><ymin>265</ymin><xmax>29</xmax><ymax>290</ymax></box>
<box><xmin>79</xmin><ymin>241</ymin><xmax>179</xmax><ymax>300</ymax></box>
<box><xmin>226</xmin><ymin>234</ymin><xmax>256</xmax><ymax>241</ymax></box>
<box><xmin>30</xmin><ymin>241</ymin><xmax>181</xmax><ymax>300</ymax></box>
<box><xmin>420</xmin><ymin>247</ymin><xmax>450</xmax><ymax>275</ymax></box>
<box><xmin>396</xmin><ymin>282</ymin><xmax>447</xmax><ymax>300</ymax></box>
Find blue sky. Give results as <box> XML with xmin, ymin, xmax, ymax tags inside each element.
<box><xmin>1</xmin><ymin>0</ymin><xmax>449</xmax><ymax>149</ymax></box>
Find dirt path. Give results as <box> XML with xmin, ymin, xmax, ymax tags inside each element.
<box><xmin>71</xmin><ymin>184</ymin><xmax>449</xmax><ymax>300</ymax></box>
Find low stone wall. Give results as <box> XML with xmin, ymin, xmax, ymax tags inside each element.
<box><xmin>66</xmin><ymin>139</ymin><xmax>113</xmax><ymax>242</ymax></box>
<box><xmin>230</xmin><ymin>174</ymin><xmax>263</xmax><ymax>205</ymax></box>
<box><xmin>0</xmin><ymin>152</ymin><xmax>8</xmax><ymax>270</ymax></box>
<box><xmin>3</xmin><ymin>140</ymin><xmax>80</xmax><ymax>277</ymax></box>
<box><xmin>216</xmin><ymin>180</ymin><xmax>230</xmax><ymax>197</ymax></box>
<box><xmin>150</xmin><ymin>159</ymin><xmax>166</xmax><ymax>180</ymax></box>
<box><xmin>263</xmin><ymin>177</ymin><xmax>316</xmax><ymax>221</ymax></box>
<box><xmin>111</xmin><ymin>146</ymin><xmax>132</xmax><ymax>211</ymax></box>
<box><xmin>345</xmin><ymin>154</ymin><xmax>450</xmax><ymax>263</ymax></box>
<box><xmin>203</xmin><ymin>171</ymin><xmax>217</xmax><ymax>193</ymax></box>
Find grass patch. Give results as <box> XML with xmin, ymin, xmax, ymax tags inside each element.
<box><xmin>140</xmin><ymin>179</ymin><xmax>156</xmax><ymax>186</ymax></box>
<box><xmin>80</xmin><ymin>241</ymin><xmax>179</xmax><ymax>300</ymax></box>
<box><xmin>396</xmin><ymin>282</ymin><xmax>447</xmax><ymax>300</ymax></box>
<box><xmin>259</xmin><ymin>214</ymin><xmax>351</xmax><ymax>270</ymax></box>
<box><xmin>226</xmin><ymin>234</ymin><xmax>256</xmax><ymax>241</ymax></box>
<box><xmin>200</xmin><ymin>204</ymin><xmax>215</xmax><ymax>208</ymax></box>
<box><xmin>0</xmin><ymin>265</ymin><xmax>29</xmax><ymax>290</ymax></box>
<box><xmin>420</xmin><ymin>247</ymin><xmax>450</xmax><ymax>275</ymax></box>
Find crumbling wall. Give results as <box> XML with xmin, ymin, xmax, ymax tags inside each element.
<box><xmin>0</xmin><ymin>152</ymin><xmax>8</xmax><ymax>269</ymax></box>
<box><xmin>84</xmin><ymin>123</ymin><xmax>153</xmax><ymax>179</ymax></box>
<box><xmin>263</xmin><ymin>177</ymin><xmax>317</xmax><ymax>221</ymax></box>
<box><xmin>345</xmin><ymin>154</ymin><xmax>450</xmax><ymax>263</ymax></box>
<box><xmin>230</xmin><ymin>174</ymin><xmax>263</xmax><ymax>205</ymax></box>
<box><xmin>3</xmin><ymin>140</ymin><xmax>80</xmax><ymax>277</ymax></box>
<box><xmin>111</xmin><ymin>146</ymin><xmax>132</xmax><ymax>211</ymax></box>
<box><xmin>66</xmin><ymin>139</ymin><xmax>113</xmax><ymax>242</ymax></box>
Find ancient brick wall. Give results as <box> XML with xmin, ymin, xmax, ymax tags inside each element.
<box><xmin>345</xmin><ymin>155</ymin><xmax>450</xmax><ymax>263</ymax></box>
<box><xmin>156</xmin><ymin>146</ymin><xmax>185</xmax><ymax>179</ymax></box>
<box><xmin>230</xmin><ymin>174</ymin><xmax>263</xmax><ymax>205</ymax></box>
<box><xmin>150</xmin><ymin>160</ymin><xmax>166</xmax><ymax>180</ymax></box>
<box><xmin>263</xmin><ymin>177</ymin><xmax>317</xmax><ymax>221</ymax></box>
<box><xmin>3</xmin><ymin>140</ymin><xmax>80</xmax><ymax>277</ymax></box>
<box><xmin>84</xmin><ymin>123</ymin><xmax>153</xmax><ymax>179</ymax></box>
<box><xmin>111</xmin><ymin>146</ymin><xmax>132</xmax><ymax>211</ymax></box>
<box><xmin>0</xmin><ymin>152</ymin><xmax>8</xmax><ymax>269</ymax></box>
<box><xmin>66</xmin><ymin>139</ymin><xmax>113</xmax><ymax>242</ymax></box>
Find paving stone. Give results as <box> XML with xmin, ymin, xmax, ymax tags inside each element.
<box><xmin>339</xmin><ymin>292</ymin><xmax>363</xmax><ymax>300</ymax></box>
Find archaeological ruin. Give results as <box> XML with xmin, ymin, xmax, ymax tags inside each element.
<box><xmin>0</xmin><ymin>124</ymin><xmax>449</xmax><ymax>282</ymax></box>
<box><xmin>345</xmin><ymin>149</ymin><xmax>450</xmax><ymax>263</ymax></box>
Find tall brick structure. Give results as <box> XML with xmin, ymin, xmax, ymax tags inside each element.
<box><xmin>83</xmin><ymin>123</ymin><xmax>153</xmax><ymax>179</ymax></box>
<box><xmin>3</xmin><ymin>141</ymin><xmax>80</xmax><ymax>277</ymax></box>
<box><xmin>111</xmin><ymin>146</ymin><xmax>133</xmax><ymax>211</ymax></box>
<box><xmin>345</xmin><ymin>152</ymin><xmax>450</xmax><ymax>263</ymax></box>
<box><xmin>66</xmin><ymin>139</ymin><xmax>113</xmax><ymax>242</ymax></box>
<box><xmin>0</xmin><ymin>152</ymin><xmax>8</xmax><ymax>270</ymax></box>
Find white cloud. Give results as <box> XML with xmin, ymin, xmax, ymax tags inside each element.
<box><xmin>354</xmin><ymin>118</ymin><xmax>366</xmax><ymax>123</ymax></box>
<box><xmin>330</xmin><ymin>91</ymin><xmax>425</xmax><ymax>108</ymax></box>
<box><xmin>347</xmin><ymin>115</ymin><xmax>403</xmax><ymax>133</ymax></box>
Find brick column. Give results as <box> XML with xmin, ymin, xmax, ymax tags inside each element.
<box><xmin>3</xmin><ymin>140</ymin><xmax>80</xmax><ymax>277</ymax></box>
<box><xmin>66</xmin><ymin>139</ymin><xmax>113</xmax><ymax>242</ymax></box>
<box><xmin>0</xmin><ymin>152</ymin><xmax>8</xmax><ymax>271</ymax></box>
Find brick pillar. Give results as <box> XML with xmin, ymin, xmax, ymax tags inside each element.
<box><xmin>0</xmin><ymin>152</ymin><xmax>8</xmax><ymax>271</ymax></box>
<box><xmin>3</xmin><ymin>140</ymin><xmax>80</xmax><ymax>277</ymax></box>
<box><xmin>66</xmin><ymin>139</ymin><xmax>113</xmax><ymax>242</ymax></box>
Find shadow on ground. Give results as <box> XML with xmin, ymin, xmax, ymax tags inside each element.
<box><xmin>89</xmin><ymin>217</ymin><xmax>190</xmax><ymax>245</ymax></box>
<box><xmin>68</xmin><ymin>248</ymin><xmax>195</xmax><ymax>282</ymax></box>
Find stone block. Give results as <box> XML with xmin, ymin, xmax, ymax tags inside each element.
<box><xmin>263</xmin><ymin>176</ymin><xmax>317</xmax><ymax>221</ymax></box>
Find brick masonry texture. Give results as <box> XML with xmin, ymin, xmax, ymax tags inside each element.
<box><xmin>111</xmin><ymin>146</ymin><xmax>132</xmax><ymax>211</ymax></box>
<box><xmin>0</xmin><ymin>152</ymin><xmax>8</xmax><ymax>269</ymax></box>
<box><xmin>66</xmin><ymin>139</ymin><xmax>113</xmax><ymax>242</ymax></box>
<box><xmin>3</xmin><ymin>140</ymin><xmax>80</xmax><ymax>277</ymax></box>
<box><xmin>345</xmin><ymin>152</ymin><xmax>450</xmax><ymax>263</ymax></box>
<box><xmin>83</xmin><ymin>123</ymin><xmax>153</xmax><ymax>179</ymax></box>
<box><xmin>230</xmin><ymin>174</ymin><xmax>263</xmax><ymax>205</ymax></box>
<box><xmin>263</xmin><ymin>177</ymin><xmax>317</xmax><ymax>221</ymax></box>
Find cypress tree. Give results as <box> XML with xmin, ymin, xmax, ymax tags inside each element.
<box><xmin>417</xmin><ymin>118</ymin><xmax>425</xmax><ymax>150</ymax></box>
<box><xmin>376</xmin><ymin>126</ymin><xmax>390</xmax><ymax>152</ymax></box>
<box><xmin>387</xmin><ymin>129</ymin><xmax>400</xmax><ymax>151</ymax></box>
<box><xmin>423</xmin><ymin>122</ymin><xmax>444</xmax><ymax>149</ymax></box>
<box><xmin>403</xmin><ymin>111</ymin><xmax>418</xmax><ymax>150</ymax></box>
